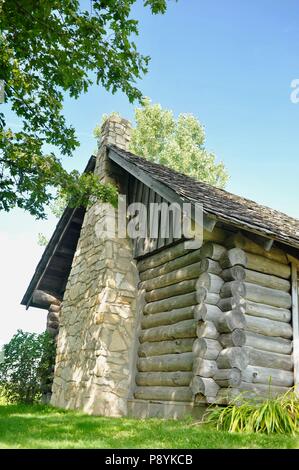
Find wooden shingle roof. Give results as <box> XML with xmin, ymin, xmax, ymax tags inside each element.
<box><xmin>109</xmin><ymin>145</ymin><xmax>299</xmax><ymax>250</ymax></box>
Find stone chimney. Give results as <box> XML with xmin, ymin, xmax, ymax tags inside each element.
<box><xmin>100</xmin><ymin>114</ymin><xmax>131</xmax><ymax>150</ymax></box>
<box><xmin>51</xmin><ymin>114</ymin><xmax>140</xmax><ymax>417</ymax></box>
<box><xmin>95</xmin><ymin>115</ymin><xmax>132</xmax><ymax>186</ymax></box>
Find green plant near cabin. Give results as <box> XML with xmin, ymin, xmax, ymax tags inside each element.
<box><xmin>204</xmin><ymin>389</ymin><xmax>299</xmax><ymax>435</ymax></box>
<box><xmin>0</xmin><ymin>330</ymin><xmax>56</xmax><ymax>404</ymax></box>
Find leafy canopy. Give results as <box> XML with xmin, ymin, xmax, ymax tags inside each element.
<box><xmin>129</xmin><ymin>98</ymin><xmax>228</xmax><ymax>188</ymax></box>
<box><xmin>0</xmin><ymin>330</ymin><xmax>56</xmax><ymax>404</ymax></box>
<box><xmin>0</xmin><ymin>0</ymin><xmax>170</xmax><ymax>218</ymax></box>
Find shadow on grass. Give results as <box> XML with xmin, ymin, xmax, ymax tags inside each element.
<box><xmin>0</xmin><ymin>404</ymin><xmax>297</xmax><ymax>449</ymax></box>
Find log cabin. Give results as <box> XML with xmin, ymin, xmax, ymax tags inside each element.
<box><xmin>21</xmin><ymin>115</ymin><xmax>299</xmax><ymax>418</ymax></box>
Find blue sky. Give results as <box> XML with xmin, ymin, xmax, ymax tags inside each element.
<box><xmin>1</xmin><ymin>0</ymin><xmax>299</xmax><ymax>344</ymax></box>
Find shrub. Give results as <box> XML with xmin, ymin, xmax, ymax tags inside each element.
<box><xmin>205</xmin><ymin>389</ymin><xmax>299</xmax><ymax>435</ymax></box>
<box><xmin>0</xmin><ymin>386</ymin><xmax>7</xmax><ymax>405</ymax></box>
<box><xmin>0</xmin><ymin>330</ymin><xmax>56</xmax><ymax>404</ymax></box>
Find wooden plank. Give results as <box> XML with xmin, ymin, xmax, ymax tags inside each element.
<box><xmin>157</xmin><ymin>197</ymin><xmax>168</xmax><ymax>250</ymax></box>
<box><xmin>291</xmin><ymin>262</ymin><xmax>299</xmax><ymax>394</ymax></box>
<box><xmin>168</xmin><ymin>205</ymin><xmax>174</xmax><ymax>245</ymax></box>
<box><xmin>149</xmin><ymin>192</ymin><xmax>159</xmax><ymax>252</ymax></box>
<box><xmin>136</xmin><ymin>184</ymin><xmax>150</xmax><ymax>257</ymax></box>
<box><xmin>169</xmin><ymin>203</ymin><xmax>182</xmax><ymax>241</ymax></box>
<box><xmin>131</xmin><ymin>176</ymin><xmax>138</xmax><ymax>205</ymax></box>
<box><xmin>133</xmin><ymin>179</ymin><xmax>144</xmax><ymax>258</ymax></box>
<box><xmin>143</xmin><ymin>188</ymin><xmax>156</xmax><ymax>255</ymax></box>
<box><xmin>156</xmin><ymin>194</ymin><xmax>165</xmax><ymax>250</ymax></box>
<box><xmin>110</xmin><ymin>147</ymin><xmax>216</xmax><ymax>237</ymax></box>
<box><xmin>109</xmin><ymin>148</ymin><xmax>187</xmax><ymax>207</ymax></box>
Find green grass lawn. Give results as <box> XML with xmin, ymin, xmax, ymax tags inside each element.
<box><xmin>0</xmin><ymin>404</ymin><xmax>297</xmax><ymax>449</ymax></box>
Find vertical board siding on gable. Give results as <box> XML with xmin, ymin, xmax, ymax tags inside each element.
<box><xmin>127</xmin><ymin>175</ymin><xmax>185</xmax><ymax>259</ymax></box>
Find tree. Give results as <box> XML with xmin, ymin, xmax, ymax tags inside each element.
<box><xmin>0</xmin><ymin>330</ymin><xmax>56</xmax><ymax>404</ymax></box>
<box><xmin>129</xmin><ymin>98</ymin><xmax>228</xmax><ymax>188</ymax></box>
<box><xmin>40</xmin><ymin>101</ymin><xmax>228</xmax><ymax>246</ymax></box>
<box><xmin>0</xmin><ymin>0</ymin><xmax>171</xmax><ymax>218</ymax></box>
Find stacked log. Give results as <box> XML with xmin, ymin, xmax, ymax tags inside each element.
<box><xmin>135</xmin><ymin>241</ymin><xmax>204</xmax><ymax>402</ymax></box>
<box><xmin>203</xmin><ymin>246</ymin><xmax>248</xmax><ymax>402</ymax></box>
<box><xmin>134</xmin><ymin>233</ymin><xmax>295</xmax><ymax>406</ymax></box>
<box><xmin>42</xmin><ymin>300</ymin><xmax>60</xmax><ymax>403</ymax></box>
<box><xmin>191</xmin><ymin>243</ymin><xmax>227</xmax><ymax>403</ymax></box>
<box><xmin>46</xmin><ymin>302</ymin><xmax>61</xmax><ymax>338</ymax></box>
<box><xmin>216</xmin><ymin>233</ymin><xmax>294</xmax><ymax>402</ymax></box>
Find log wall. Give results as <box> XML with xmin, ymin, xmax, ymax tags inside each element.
<box><xmin>134</xmin><ymin>227</ymin><xmax>229</xmax><ymax>404</ymax></box>
<box><xmin>216</xmin><ymin>234</ymin><xmax>294</xmax><ymax>403</ymax></box>
<box><xmin>42</xmin><ymin>300</ymin><xmax>61</xmax><ymax>403</ymax></box>
<box><xmin>135</xmin><ymin>240</ymin><xmax>202</xmax><ymax>402</ymax></box>
<box><xmin>133</xmin><ymin>230</ymin><xmax>296</xmax><ymax>406</ymax></box>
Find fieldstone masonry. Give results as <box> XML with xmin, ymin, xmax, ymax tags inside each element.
<box><xmin>51</xmin><ymin>116</ymin><xmax>140</xmax><ymax>416</ymax></box>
